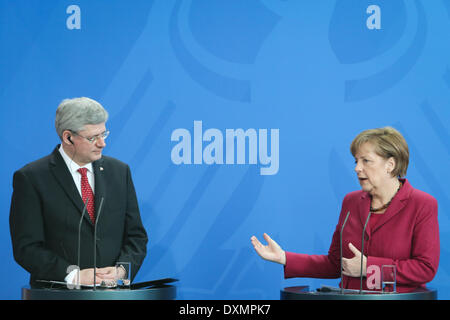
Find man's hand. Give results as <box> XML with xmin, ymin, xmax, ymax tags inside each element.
<box><xmin>75</xmin><ymin>268</ymin><xmax>103</xmax><ymax>285</ymax></box>
<box><xmin>96</xmin><ymin>266</ymin><xmax>126</xmax><ymax>280</ymax></box>
<box><xmin>73</xmin><ymin>266</ymin><xmax>124</xmax><ymax>286</ymax></box>
<box><xmin>95</xmin><ymin>266</ymin><xmax>117</xmax><ymax>280</ymax></box>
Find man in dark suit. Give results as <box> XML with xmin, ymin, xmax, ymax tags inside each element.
<box><xmin>9</xmin><ymin>97</ymin><xmax>148</xmax><ymax>287</ymax></box>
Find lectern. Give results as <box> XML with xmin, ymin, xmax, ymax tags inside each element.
<box><xmin>281</xmin><ymin>286</ymin><xmax>437</xmax><ymax>300</ymax></box>
<box><xmin>22</xmin><ymin>284</ymin><xmax>176</xmax><ymax>300</ymax></box>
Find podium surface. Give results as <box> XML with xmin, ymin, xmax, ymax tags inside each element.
<box><xmin>22</xmin><ymin>285</ymin><xmax>176</xmax><ymax>300</ymax></box>
<box><xmin>281</xmin><ymin>286</ymin><xmax>437</xmax><ymax>300</ymax></box>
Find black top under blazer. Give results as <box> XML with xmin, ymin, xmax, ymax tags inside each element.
<box><xmin>9</xmin><ymin>146</ymin><xmax>148</xmax><ymax>286</ymax></box>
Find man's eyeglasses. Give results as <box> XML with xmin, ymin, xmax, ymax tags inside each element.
<box><xmin>70</xmin><ymin>130</ymin><xmax>110</xmax><ymax>144</ymax></box>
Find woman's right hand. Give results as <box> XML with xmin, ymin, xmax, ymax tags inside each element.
<box><xmin>251</xmin><ymin>233</ymin><xmax>286</xmax><ymax>265</ymax></box>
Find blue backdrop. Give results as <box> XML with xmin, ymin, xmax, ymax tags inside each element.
<box><xmin>1</xmin><ymin>0</ymin><xmax>449</xmax><ymax>300</ymax></box>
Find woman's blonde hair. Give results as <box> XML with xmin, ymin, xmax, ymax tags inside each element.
<box><xmin>350</xmin><ymin>127</ymin><xmax>409</xmax><ymax>177</ymax></box>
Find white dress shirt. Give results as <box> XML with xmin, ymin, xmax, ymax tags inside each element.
<box><xmin>58</xmin><ymin>145</ymin><xmax>95</xmax><ymax>196</ymax></box>
<box><xmin>58</xmin><ymin>145</ymin><xmax>95</xmax><ymax>285</ymax></box>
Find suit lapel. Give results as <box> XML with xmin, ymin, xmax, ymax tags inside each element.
<box><xmin>93</xmin><ymin>157</ymin><xmax>107</xmax><ymax>219</ymax></box>
<box><xmin>358</xmin><ymin>193</ymin><xmax>372</xmax><ymax>238</ymax></box>
<box><xmin>49</xmin><ymin>146</ymin><xmax>86</xmax><ymax>215</ymax></box>
<box><xmin>372</xmin><ymin>180</ymin><xmax>410</xmax><ymax>233</ymax></box>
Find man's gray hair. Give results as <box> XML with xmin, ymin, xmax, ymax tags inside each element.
<box><xmin>55</xmin><ymin>97</ymin><xmax>109</xmax><ymax>139</ymax></box>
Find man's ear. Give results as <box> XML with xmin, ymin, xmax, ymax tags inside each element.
<box><xmin>63</xmin><ymin>130</ymin><xmax>74</xmax><ymax>145</ymax></box>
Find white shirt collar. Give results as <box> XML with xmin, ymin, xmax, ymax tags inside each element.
<box><xmin>58</xmin><ymin>144</ymin><xmax>94</xmax><ymax>174</ymax></box>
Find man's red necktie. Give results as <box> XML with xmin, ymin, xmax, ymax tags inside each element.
<box><xmin>77</xmin><ymin>168</ymin><xmax>95</xmax><ymax>224</ymax></box>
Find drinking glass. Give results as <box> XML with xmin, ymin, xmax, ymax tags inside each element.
<box><xmin>381</xmin><ymin>265</ymin><xmax>396</xmax><ymax>293</ymax></box>
<box><xmin>116</xmin><ymin>262</ymin><xmax>131</xmax><ymax>289</ymax></box>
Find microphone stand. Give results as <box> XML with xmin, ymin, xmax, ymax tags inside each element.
<box><xmin>93</xmin><ymin>197</ymin><xmax>104</xmax><ymax>291</ymax></box>
<box><xmin>340</xmin><ymin>211</ymin><xmax>351</xmax><ymax>294</ymax></box>
<box><xmin>76</xmin><ymin>197</ymin><xmax>89</xmax><ymax>290</ymax></box>
<box><xmin>359</xmin><ymin>211</ymin><xmax>372</xmax><ymax>293</ymax></box>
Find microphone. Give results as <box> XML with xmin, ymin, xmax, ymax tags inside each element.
<box><xmin>76</xmin><ymin>196</ymin><xmax>89</xmax><ymax>290</ymax></box>
<box><xmin>359</xmin><ymin>211</ymin><xmax>372</xmax><ymax>293</ymax></box>
<box><xmin>340</xmin><ymin>211</ymin><xmax>351</xmax><ymax>294</ymax></box>
<box><xmin>93</xmin><ymin>197</ymin><xmax>104</xmax><ymax>291</ymax></box>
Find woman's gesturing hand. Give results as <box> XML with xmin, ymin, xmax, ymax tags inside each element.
<box><xmin>251</xmin><ymin>233</ymin><xmax>286</xmax><ymax>265</ymax></box>
<box><xmin>341</xmin><ymin>243</ymin><xmax>367</xmax><ymax>277</ymax></box>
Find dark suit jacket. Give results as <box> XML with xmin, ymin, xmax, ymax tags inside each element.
<box><xmin>9</xmin><ymin>146</ymin><xmax>148</xmax><ymax>286</ymax></box>
<box><xmin>284</xmin><ymin>179</ymin><xmax>439</xmax><ymax>292</ymax></box>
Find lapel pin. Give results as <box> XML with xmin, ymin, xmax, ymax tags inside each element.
<box><xmin>100</xmin><ymin>167</ymin><xmax>104</xmax><ymax>171</ymax></box>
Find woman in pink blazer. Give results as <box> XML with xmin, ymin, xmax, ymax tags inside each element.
<box><xmin>251</xmin><ymin>127</ymin><xmax>439</xmax><ymax>293</ymax></box>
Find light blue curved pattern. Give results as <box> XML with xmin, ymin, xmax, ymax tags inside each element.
<box><xmin>179</xmin><ymin>166</ymin><xmax>265</xmax><ymax>298</ymax></box>
<box><xmin>395</xmin><ymin>122</ymin><xmax>450</xmax><ymax>279</ymax></box>
<box><xmin>129</xmin><ymin>101</ymin><xmax>176</xmax><ymax>170</ymax></box>
<box><xmin>329</xmin><ymin>0</ymin><xmax>406</xmax><ymax>64</ymax></box>
<box><xmin>169</xmin><ymin>0</ymin><xmax>252</xmax><ymax>102</ymax></box>
<box><xmin>0</xmin><ymin>1</ymin><xmax>449</xmax><ymax>300</ymax></box>
<box><xmin>189</xmin><ymin>0</ymin><xmax>280</xmax><ymax>64</ymax></box>
<box><xmin>444</xmin><ymin>67</ymin><xmax>450</xmax><ymax>89</ymax></box>
<box><xmin>142</xmin><ymin>165</ymin><xmax>219</xmax><ymax>277</ymax></box>
<box><xmin>420</xmin><ymin>101</ymin><xmax>450</xmax><ymax>156</ymax></box>
<box><xmin>108</xmin><ymin>69</ymin><xmax>154</xmax><ymax>144</ymax></box>
<box><xmin>344</xmin><ymin>0</ymin><xmax>426</xmax><ymax>102</ymax></box>
<box><xmin>443</xmin><ymin>0</ymin><xmax>450</xmax><ymax>18</ymax></box>
<box><xmin>329</xmin><ymin>148</ymin><xmax>355</xmax><ymax>202</ymax></box>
